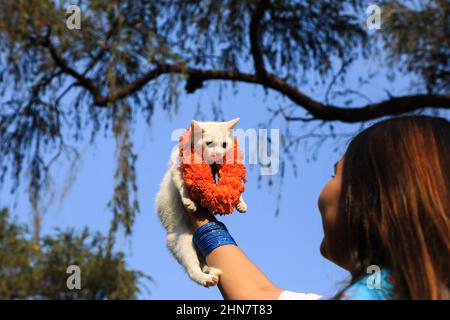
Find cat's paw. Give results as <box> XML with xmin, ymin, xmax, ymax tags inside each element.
<box><xmin>192</xmin><ymin>271</ymin><xmax>219</xmax><ymax>287</ymax></box>
<box><xmin>201</xmin><ymin>274</ymin><xmax>219</xmax><ymax>287</ymax></box>
<box><xmin>182</xmin><ymin>198</ymin><xmax>197</xmax><ymax>213</ymax></box>
<box><xmin>236</xmin><ymin>201</ymin><xmax>247</xmax><ymax>213</ymax></box>
<box><xmin>202</xmin><ymin>265</ymin><xmax>222</xmax><ymax>278</ymax></box>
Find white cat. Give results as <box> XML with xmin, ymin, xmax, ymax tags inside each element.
<box><xmin>155</xmin><ymin>118</ymin><xmax>248</xmax><ymax>287</ymax></box>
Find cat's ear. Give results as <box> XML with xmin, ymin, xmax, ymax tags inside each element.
<box><xmin>191</xmin><ymin>120</ymin><xmax>204</xmax><ymax>136</ymax></box>
<box><xmin>224</xmin><ymin>117</ymin><xmax>240</xmax><ymax>129</ymax></box>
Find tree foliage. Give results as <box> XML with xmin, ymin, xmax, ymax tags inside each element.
<box><xmin>0</xmin><ymin>207</ymin><xmax>150</xmax><ymax>299</ymax></box>
<box><xmin>0</xmin><ymin>0</ymin><xmax>448</xmax><ymax>236</ymax></box>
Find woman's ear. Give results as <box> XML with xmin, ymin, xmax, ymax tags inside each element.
<box><xmin>225</xmin><ymin>117</ymin><xmax>240</xmax><ymax>129</ymax></box>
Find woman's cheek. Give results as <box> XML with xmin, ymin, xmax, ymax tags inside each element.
<box><xmin>318</xmin><ymin>178</ymin><xmax>343</xmax><ymax>260</ymax></box>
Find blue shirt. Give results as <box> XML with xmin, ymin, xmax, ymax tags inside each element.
<box><xmin>338</xmin><ymin>269</ymin><xmax>393</xmax><ymax>300</ymax></box>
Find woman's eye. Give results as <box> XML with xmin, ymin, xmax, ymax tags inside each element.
<box><xmin>331</xmin><ymin>175</ymin><xmax>335</xmax><ymax>179</ymax></box>
<box><xmin>205</xmin><ymin>141</ymin><xmax>213</xmax><ymax>146</ymax></box>
<box><xmin>222</xmin><ymin>142</ymin><xmax>227</xmax><ymax>148</ymax></box>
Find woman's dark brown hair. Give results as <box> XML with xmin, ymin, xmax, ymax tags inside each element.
<box><xmin>339</xmin><ymin>115</ymin><xmax>450</xmax><ymax>299</ymax></box>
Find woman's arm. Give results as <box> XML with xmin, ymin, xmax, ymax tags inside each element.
<box><xmin>189</xmin><ymin>207</ymin><xmax>283</xmax><ymax>300</ymax></box>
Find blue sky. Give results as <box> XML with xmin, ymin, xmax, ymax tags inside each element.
<box><xmin>1</xmin><ymin>36</ymin><xmax>443</xmax><ymax>299</ymax></box>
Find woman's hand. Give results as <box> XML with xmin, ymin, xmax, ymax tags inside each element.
<box><xmin>188</xmin><ymin>204</ymin><xmax>217</xmax><ymax>230</ymax></box>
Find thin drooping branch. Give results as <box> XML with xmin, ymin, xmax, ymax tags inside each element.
<box><xmin>82</xmin><ymin>15</ymin><xmax>119</xmax><ymax>77</ymax></box>
<box><xmin>249</xmin><ymin>0</ymin><xmax>271</xmax><ymax>79</ymax></box>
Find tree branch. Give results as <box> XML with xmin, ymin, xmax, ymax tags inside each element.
<box><xmin>39</xmin><ymin>37</ymin><xmax>450</xmax><ymax>123</ymax></box>
<box><xmin>42</xmin><ymin>38</ymin><xmax>105</xmax><ymax>105</ymax></box>
<box><xmin>249</xmin><ymin>0</ymin><xmax>271</xmax><ymax>78</ymax></box>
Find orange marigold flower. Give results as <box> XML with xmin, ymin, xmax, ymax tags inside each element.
<box><xmin>178</xmin><ymin>128</ymin><xmax>247</xmax><ymax>215</ymax></box>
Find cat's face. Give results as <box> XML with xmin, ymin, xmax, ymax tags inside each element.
<box><xmin>191</xmin><ymin>118</ymin><xmax>240</xmax><ymax>164</ymax></box>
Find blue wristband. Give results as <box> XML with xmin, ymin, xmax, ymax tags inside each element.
<box><xmin>192</xmin><ymin>221</ymin><xmax>237</xmax><ymax>257</ymax></box>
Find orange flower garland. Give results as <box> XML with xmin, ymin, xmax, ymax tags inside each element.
<box><xmin>178</xmin><ymin>128</ymin><xmax>247</xmax><ymax>215</ymax></box>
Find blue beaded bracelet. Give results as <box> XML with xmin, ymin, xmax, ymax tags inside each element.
<box><xmin>192</xmin><ymin>221</ymin><xmax>237</xmax><ymax>257</ymax></box>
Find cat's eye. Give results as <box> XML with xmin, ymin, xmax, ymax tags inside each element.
<box><xmin>222</xmin><ymin>142</ymin><xmax>227</xmax><ymax>148</ymax></box>
<box><xmin>205</xmin><ymin>141</ymin><xmax>213</xmax><ymax>146</ymax></box>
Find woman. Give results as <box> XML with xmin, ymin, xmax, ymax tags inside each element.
<box><xmin>189</xmin><ymin>115</ymin><xmax>450</xmax><ymax>300</ymax></box>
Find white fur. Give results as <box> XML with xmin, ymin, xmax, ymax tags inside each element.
<box><xmin>155</xmin><ymin>119</ymin><xmax>247</xmax><ymax>287</ymax></box>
